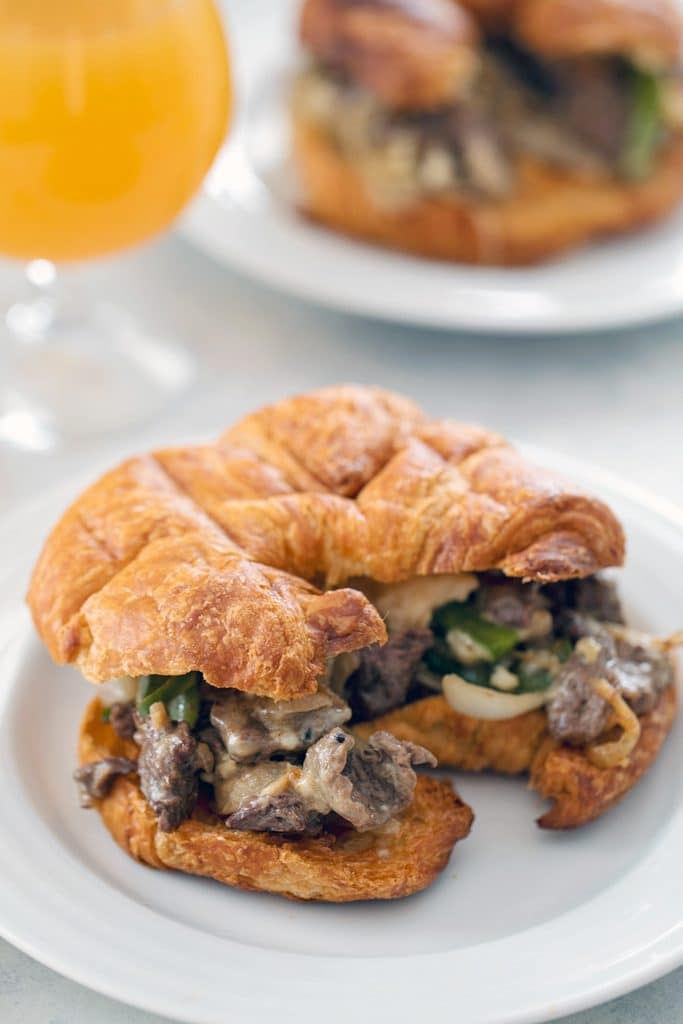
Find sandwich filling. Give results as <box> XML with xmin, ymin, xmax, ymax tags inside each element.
<box><xmin>75</xmin><ymin>571</ymin><xmax>678</xmax><ymax>827</ymax></box>
<box><xmin>338</xmin><ymin>572</ymin><xmax>679</xmax><ymax>769</ymax></box>
<box><xmin>294</xmin><ymin>44</ymin><xmax>683</xmax><ymax>205</ymax></box>
<box><xmin>76</xmin><ymin>675</ymin><xmax>435</xmax><ymax>837</ymax></box>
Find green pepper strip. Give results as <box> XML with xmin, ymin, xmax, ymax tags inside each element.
<box><xmin>431</xmin><ymin>601</ymin><xmax>520</xmax><ymax>661</ymax></box>
<box><xmin>621</xmin><ymin>67</ymin><xmax>662</xmax><ymax>181</ymax></box>
<box><xmin>136</xmin><ymin>672</ymin><xmax>200</xmax><ymax>727</ymax></box>
<box><xmin>515</xmin><ymin>666</ymin><xmax>554</xmax><ymax>694</ymax></box>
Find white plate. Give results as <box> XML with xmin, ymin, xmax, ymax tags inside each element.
<box><xmin>180</xmin><ymin>0</ymin><xmax>683</xmax><ymax>334</ymax></box>
<box><xmin>1</xmin><ymin>447</ymin><xmax>683</xmax><ymax>1023</ymax></box>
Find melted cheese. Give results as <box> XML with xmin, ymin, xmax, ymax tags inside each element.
<box><xmin>365</xmin><ymin>573</ymin><xmax>479</xmax><ymax>633</ymax></box>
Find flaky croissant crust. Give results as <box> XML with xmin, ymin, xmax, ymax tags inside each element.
<box><xmin>28</xmin><ymin>386</ymin><xmax>625</xmax><ymax>696</ymax></box>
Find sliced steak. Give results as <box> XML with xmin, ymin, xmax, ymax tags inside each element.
<box><xmin>574</xmin><ymin>577</ymin><xmax>623</xmax><ymax>623</ymax></box>
<box><xmin>346</xmin><ymin>628</ymin><xmax>434</xmax><ymax>720</ymax></box>
<box><xmin>227</xmin><ymin>792</ymin><xmax>323</xmax><ymax>836</ymax></box>
<box><xmin>135</xmin><ymin>705</ymin><xmax>200</xmax><ymax>832</ymax></box>
<box><xmin>223</xmin><ymin>728</ymin><xmax>435</xmax><ymax>835</ymax></box>
<box><xmin>109</xmin><ymin>701</ymin><xmax>136</xmax><ymax>740</ymax></box>
<box><xmin>546</xmin><ymin>644</ymin><xmax>612</xmax><ymax>746</ymax></box>
<box><xmin>554</xmin><ymin>59</ymin><xmax>630</xmax><ymax>163</ymax></box>
<box><xmin>610</xmin><ymin>632</ymin><xmax>674</xmax><ymax>714</ymax></box>
<box><xmin>547</xmin><ymin>615</ymin><xmax>674</xmax><ymax>745</ymax></box>
<box><xmin>546</xmin><ymin>575</ymin><xmax>624</xmax><ymax>624</ymax></box>
<box><xmin>303</xmin><ymin>729</ymin><xmax>436</xmax><ymax>831</ymax></box>
<box><xmin>556</xmin><ymin>611</ymin><xmax>671</xmax><ymax>714</ymax></box>
<box><xmin>209</xmin><ymin>685</ymin><xmax>350</xmax><ymax>762</ymax></box>
<box><xmin>211</xmin><ymin>754</ymin><xmax>320</xmax><ymax>831</ymax></box>
<box><xmin>476</xmin><ymin>576</ymin><xmax>550</xmax><ymax>634</ymax></box>
<box><xmin>74</xmin><ymin>757</ymin><xmax>137</xmax><ymax>807</ymax></box>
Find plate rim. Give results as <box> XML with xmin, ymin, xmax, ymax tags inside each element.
<box><xmin>180</xmin><ymin>190</ymin><xmax>683</xmax><ymax>336</ymax></box>
<box><xmin>2</xmin><ymin>446</ymin><xmax>683</xmax><ymax>1024</ymax></box>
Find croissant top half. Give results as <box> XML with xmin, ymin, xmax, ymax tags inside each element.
<box><xmin>28</xmin><ymin>386</ymin><xmax>625</xmax><ymax>698</ymax></box>
<box><xmin>300</xmin><ymin>0</ymin><xmax>683</xmax><ymax>111</ymax></box>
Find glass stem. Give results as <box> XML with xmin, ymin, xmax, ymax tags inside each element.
<box><xmin>0</xmin><ymin>256</ymin><xmax>193</xmax><ymax>450</ymax></box>
<box><xmin>6</xmin><ymin>260</ymin><xmax>59</xmax><ymax>343</ymax></box>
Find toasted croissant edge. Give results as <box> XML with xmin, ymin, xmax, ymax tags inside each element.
<box><xmin>78</xmin><ymin>698</ymin><xmax>474</xmax><ymax>902</ymax></box>
<box><xmin>354</xmin><ymin>683</ymin><xmax>677</xmax><ymax>829</ymax></box>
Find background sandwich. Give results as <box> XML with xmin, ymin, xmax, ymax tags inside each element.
<box><xmin>292</xmin><ymin>0</ymin><xmax>683</xmax><ymax>264</ymax></box>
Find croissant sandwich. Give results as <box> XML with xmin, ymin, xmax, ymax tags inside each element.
<box><xmin>292</xmin><ymin>0</ymin><xmax>683</xmax><ymax>264</ymax></box>
<box><xmin>28</xmin><ymin>387</ymin><xmax>679</xmax><ymax>904</ymax></box>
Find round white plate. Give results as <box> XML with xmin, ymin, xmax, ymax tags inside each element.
<box><xmin>1</xmin><ymin>448</ymin><xmax>683</xmax><ymax>1024</ymax></box>
<box><xmin>180</xmin><ymin>0</ymin><xmax>683</xmax><ymax>334</ymax></box>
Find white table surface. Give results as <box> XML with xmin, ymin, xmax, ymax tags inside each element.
<box><xmin>1</xmin><ymin>233</ymin><xmax>683</xmax><ymax>1023</ymax></box>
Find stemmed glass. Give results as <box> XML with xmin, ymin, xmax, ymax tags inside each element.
<box><xmin>0</xmin><ymin>0</ymin><xmax>231</xmax><ymax>447</ymax></box>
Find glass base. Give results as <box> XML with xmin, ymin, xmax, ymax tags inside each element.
<box><xmin>0</xmin><ymin>276</ymin><xmax>194</xmax><ymax>449</ymax></box>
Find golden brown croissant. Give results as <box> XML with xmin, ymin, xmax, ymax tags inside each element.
<box><xmin>29</xmin><ymin>385</ymin><xmax>624</xmax><ymax>687</ymax></box>
<box><xmin>213</xmin><ymin>387</ymin><xmax>625</xmax><ymax>584</ymax></box>
<box><xmin>293</xmin><ymin>0</ymin><xmax>683</xmax><ymax>265</ymax></box>
<box><xmin>28</xmin><ymin>454</ymin><xmax>386</xmax><ymax>699</ymax></box>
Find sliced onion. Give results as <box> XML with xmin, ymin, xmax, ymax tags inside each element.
<box><xmin>98</xmin><ymin>675</ymin><xmax>138</xmax><ymax>706</ymax></box>
<box><xmin>366</xmin><ymin>573</ymin><xmax>479</xmax><ymax>632</ymax></box>
<box><xmin>586</xmin><ymin>677</ymin><xmax>641</xmax><ymax>769</ymax></box>
<box><xmin>442</xmin><ymin>673</ymin><xmax>549</xmax><ymax>721</ymax></box>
